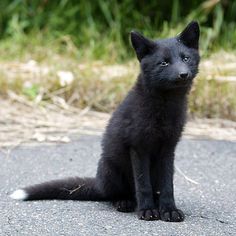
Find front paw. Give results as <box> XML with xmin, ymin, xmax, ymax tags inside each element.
<box><xmin>159</xmin><ymin>207</ymin><xmax>184</xmax><ymax>222</ymax></box>
<box><xmin>138</xmin><ymin>209</ymin><xmax>159</xmax><ymax>221</ymax></box>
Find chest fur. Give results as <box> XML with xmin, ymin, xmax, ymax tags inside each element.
<box><xmin>130</xmin><ymin>97</ymin><xmax>186</xmax><ymax>145</ymax></box>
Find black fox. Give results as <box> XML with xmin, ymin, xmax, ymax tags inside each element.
<box><xmin>11</xmin><ymin>21</ymin><xmax>200</xmax><ymax>222</ymax></box>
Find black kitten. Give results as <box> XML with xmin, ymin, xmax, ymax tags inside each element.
<box><xmin>11</xmin><ymin>21</ymin><xmax>200</xmax><ymax>222</ymax></box>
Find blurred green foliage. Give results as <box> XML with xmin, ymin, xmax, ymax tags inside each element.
<box><xmin>0</xmin><ymin>0</ymin><xmax>236</xmax><ymax>61</ymax></box>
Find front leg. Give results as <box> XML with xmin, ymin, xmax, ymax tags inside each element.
<box><xmin>159</xmin><ymin>147</ymin><xmax>184</xmax><ymax>222</ymax></box>
<box><xmin>130</xmin><ymin>149</ymin><xmax>159</xmax><ymax>221</ymax></box>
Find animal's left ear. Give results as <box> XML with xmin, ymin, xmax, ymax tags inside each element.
<box><xmin>178</xmin><ymin>21</ymin><xmax>200</xmax><ymax>50</ymax></box>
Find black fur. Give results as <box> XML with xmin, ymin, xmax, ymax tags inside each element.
<box><xmin>16</xmin><ymin>21</ymin><xmax>200</xmax><ymax>222</ymax></box>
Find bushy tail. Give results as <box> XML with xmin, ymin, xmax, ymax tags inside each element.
<box><xmin>10</xmin><ymin>177</ymin><xmax>104</xmax><ymax>201</ymax></box>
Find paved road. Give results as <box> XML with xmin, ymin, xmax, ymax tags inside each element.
<box><xmin>1</xmin><ymin>135</ymin><xmax>236</xmax><ymax>236</ymax></box>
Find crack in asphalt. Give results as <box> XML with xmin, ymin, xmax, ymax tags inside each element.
<box><xmin>187</xmin><ymin>214</ymin><xmax>230</xmax><ymax>224</ymax></box>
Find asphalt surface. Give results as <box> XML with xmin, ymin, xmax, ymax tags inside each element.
<box><xmin>1</xmin><ymin>135</ymin><xmax>236</xmax><ymax>236</ymax></box>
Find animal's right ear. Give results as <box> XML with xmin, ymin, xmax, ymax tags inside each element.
<box><xmin>178</xmin><ymin>21</ymin><xmax>200</xmax><ymax>50</ymax></box>
<box><xmin>130</xmin><ymin>31</ymin><xmax>156</xmax><ymax>62</ymax></box>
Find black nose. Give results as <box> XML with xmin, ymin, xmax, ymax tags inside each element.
<box><xmin>179</xmin><ymin>72</ymin><xmax>189</xmax><ymax>79</ymax></box>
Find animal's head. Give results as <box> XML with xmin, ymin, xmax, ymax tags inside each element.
<box><xmin>130</xmin><ymin>21</ymin><xmax>200</xmax><ymax>90</ymax></box>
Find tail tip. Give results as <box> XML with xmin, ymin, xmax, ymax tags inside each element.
<box><xmin>10</xmin><ymin>189</ymin><xmax>28</xmax><ymax>200</ymax></box>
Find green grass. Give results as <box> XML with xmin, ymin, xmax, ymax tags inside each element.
<box><xmin>1</xmin><ymin>1</ymin><xmax>236</xmax><ymax>61</ymax></box>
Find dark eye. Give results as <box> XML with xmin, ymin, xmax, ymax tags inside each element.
<box><xmin>183</xmin><ymin>56</ymin><xmax>190</xmax><ymax>62</ymax></box>
<box><xmin>160</xmin><ymin>61</ymin><xmax>169</xmax><ymax>67</ymax></box>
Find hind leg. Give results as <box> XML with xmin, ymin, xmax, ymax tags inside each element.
<box><xmin>97</xmin><ymin>164</ymin><xmax>136</xmax><ymax>212</ymax></box>
<box><xmin>96</xmin><ymin>157</ymin><xmax>133</xmax><ymax>198</ymax></box>
<box><xmin>96</xmin><ymin>148</ymin><xmax>136</xmax><ymax>211</ymax></box>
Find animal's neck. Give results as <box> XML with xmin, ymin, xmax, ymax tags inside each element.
<box><xmin>135</xmin><ymin>74</ymin><xmax>190</xmax><ymax>103</ymax></box>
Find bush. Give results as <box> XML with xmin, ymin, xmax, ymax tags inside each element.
<box><xmin>0</xmin><ymin>0</ymin><xmax>236</xmax><ymax>61</ymax></box>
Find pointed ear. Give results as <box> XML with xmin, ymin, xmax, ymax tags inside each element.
<box><xmin>178</xmin><ymin>21</ymin><xmax>200</xmax><ymax>50</ymax></box>
<box><xmin>130</xmin><ymin>31</ymin><xmax>156</xmax><ymax>61</ymax></box>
